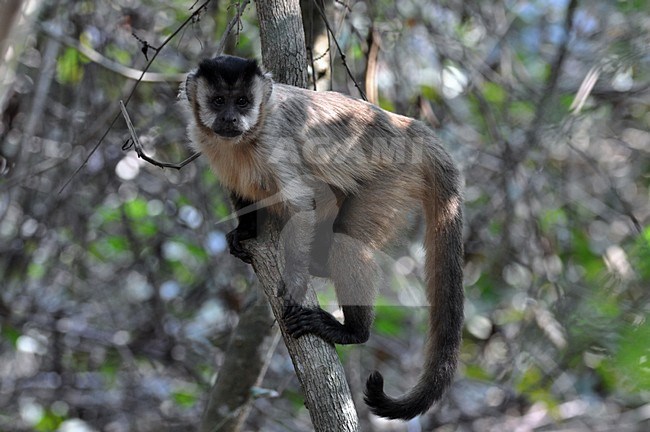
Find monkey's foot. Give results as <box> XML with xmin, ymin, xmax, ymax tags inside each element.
<box><xmin>283</xmin><ymin>303</ymin><xmax>367</xmax><ymax>344</ymax></box>
<box><xmin>226</xmin><ymin>228</ymin><xmax>253</xmax><ymax>264</ymax></box>
<box><xmin>283</xmin><ymin>303</ymin><xmax>336</xmax><ymax>341</ymax></box>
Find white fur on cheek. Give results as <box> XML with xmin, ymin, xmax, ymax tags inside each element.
<box><xmin>238</xmin><ymin>76</ymin><xmax>265</xmax><ymax>133</ymax></box>
<box><xmin>199</xmin><ymin>105</ymin><xmax>217</xmax><ymax>129</ymax></box>
<box><xmin>196</xmin><ymin>78</ymin><xmax>216</xmax><ymax>129</ymax></box>
<box><xmin>240</xmin><ymin>104</ymin><xmax>259</xmax><ymax>132</ymax></box>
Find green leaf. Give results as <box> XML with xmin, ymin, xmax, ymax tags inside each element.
<box><xmin>509</xmin><ymin>100</ymin><xmax>535</xmax><ymax>124</ymax></box>
<box><xmin>34</xmin><ymin>409</ymin><xmax>64</xmax><ymax>432</ymax></box>
<box><xmin>516</xmin><ymin>365</ymin><xmax>560</xmax><ymax>408</ymax></box>
<box><xmin>124</xmin><ymin>198</ymin><xmax>148</xmax><ymax>220</ymax></box>
<box><xmin>89</xmin><ymin>236</ymin><xmax>131</xmax><ymax>261</ymax></box>
<box><xmin>107</xmin><ymin>235</ymin><xmax>129</xmax><ymax>252</ymax></box>
<box><xmin>572</xmin><ymin>231</ymin><xmax>605</xmax><ymax>282</ymax></box>
<box><xmin>616</xmin><ymin>0</ymin><xmax>649</xmax><ymax>12</ymax></box>
<box><xmin>172</xmin><ymin>390</ymin><xmax>197</xmax><ymax>408</ymax></box>
<box><xmin>631</xmin><ymin>226</ymin><xmax>650</xmax><ymax>279</ymax></box>
<box><xmin>516</xmin><ymin>364</ymin><xmax>542</xmax><ymax>393</ymax></box>
<box><xmin>1</xmin><ymin>325</ymin><xmax>20</xmax><ymax>348</ymax></box>
<box><xmin>97</xmin><ymin>206</ymin><xmax>121</xmax><ymax>224</ymax></box>
<box><xmin>482</xmin><ymin>82</ymin><xmax>506</xmax><ymax>105</ymax></box>
<box><xmin>420</xmin><ymin>85</ymin><xmax>441</xmax><ymax>102</ymax></box>
<box><xmin>185</xmin><ymin>242</ymin><xmax>209</xmax><ymax>261</ymax></box>
<box><xmin>540</xmin><ymin>208</ymin><xmax>567</xmax><ymax>234</ymax></box>
<box><xmin>373</xmin><ymin>305</ymin><xmax>408</xmax><ymax>336</ymax></box>
<box><xmin>105</xmin><ymin>43</ymin><xmax>133</xmax><ymax>65</ymax></box>
<box><xmin>378</xmin><ymin>96</ymin><xmax>396</xmax><ymax>113</ymax></box>
<box><xmin>134</xmin><ymin>220</ymin><xmax>158</xmax><ymax>238</ymax></box>
<box><xmin>27</xmin><ymin>262</ymin><xmax>46</xmax><ymax>280</ymax></box>
<box><xmin>349</xmin><ymin>42</ymin><xmax>364</xmax><ymax>60</ymax></box>
<box><xmin>464</xmin><ymin>364</ymin><xmax>491</xmax><ymax>381</ymax></box>
<box><xmin>57</xmin><ymin>48</ymin><xmax>84</xmax><ymax>84</ymax></box>
<box><xmin>613</xmin><ymin>320</ymin><xmax>650</xmax><ymax>391</ymax></box>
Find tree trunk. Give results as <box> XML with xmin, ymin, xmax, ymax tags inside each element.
<box><xmin>251</xmin><ymin>1</ymin><xmax>359</xmax><ymax>430</ymax></box>
<box><xmin>246</xmin><ymin>216</ymin><xmax>359</xmax><ymax>431</ymax></box>
<box><xmin>256</xmin><ymin>0</ymin><xmax>309</xmax><ymax>87</ymax></box>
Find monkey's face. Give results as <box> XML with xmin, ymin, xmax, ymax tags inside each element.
<box><xmin>185</xmin><ymin>55</ymin><xmax>271</xmax><ymax>141</ymax></box>
<box><xmin>201</xmin><ymin>86</ymin><xmax>255</xmax><ymax>138</ymax></box>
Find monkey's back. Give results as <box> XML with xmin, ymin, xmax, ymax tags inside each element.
<box><xmin>263</xmin><ymin>84</ymin><xmax>437</xmax><ymax>198</ymax></box>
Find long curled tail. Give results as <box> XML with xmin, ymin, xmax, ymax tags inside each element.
<box><xmin>364</xmin><ymin>155</ymin><xmax>464</xmax><ymax>420</ymax></box>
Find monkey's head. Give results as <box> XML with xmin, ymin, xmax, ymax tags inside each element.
<box><xmin>185</xmin><ymin>55</ymin><xmax>273</xmax><ymax>139</ymax></box>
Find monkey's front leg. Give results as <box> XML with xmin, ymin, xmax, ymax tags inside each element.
<box><xmin>226</xmin><ymin>194</ymin><xmax>266</xmax><ymax>264</ymax></box>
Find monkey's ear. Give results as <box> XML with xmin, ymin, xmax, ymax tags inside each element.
<box><xmin>184</xmin><ymin>72</ymin><xmax>198</xmax><ymax>104</ymax></box>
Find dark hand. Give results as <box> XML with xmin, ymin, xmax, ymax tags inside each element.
<box><xmin>226</xmin><ymin>227</ymin><xmax>254</xmax><ymax>264</ymax></box>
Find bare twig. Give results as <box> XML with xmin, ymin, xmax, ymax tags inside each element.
<box><xmin>311</xmin><ymin>0</ymin><xmax>367</xmax><ymax>100</ymax></box>
<box><xmin>569</xmin><ymin>66</ymin><xmax>600</xmax><ymax>114</ymax></box>
<box><xmin>58</xmin><ymin>0</ymin><xmax>215</xmax><ymax>194</ymax></box>
<box><xmin>527</xmin><ymin>0</ymin><xmax>579</xmax><ymax>144</ymax></box>
<box><xmin>564</xmin><ymin>130</ymin><xmax>642</xmax><ymax>234</ymax></box>
<box><xmin>364</xmin><ymin>27</ymin><xmax>379</xmax><ymax>104</ymax></box>
<box><xmin>305</xmin><ymin>0</ymin><xmax>318</xmax><ymax>90</ymax></box>
<box><xmin>119</xmin><ymin>101</ymin><xmax>200</xmax><ymax>169</ymax></box>
<box><xmin>214</xmin><ymin>0</ymin><xmax>252</xmax><ymax>56</ymax></box>
<box><xmin>39</xmin><ymin>24</ymin><xmax>186</xmax><ymax>82</ymax></box>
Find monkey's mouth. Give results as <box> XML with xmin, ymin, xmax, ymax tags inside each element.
<box><xmin>213</xmin><ymin>128</ymin><xmax>243</xmax><ymax>138</ymax></box>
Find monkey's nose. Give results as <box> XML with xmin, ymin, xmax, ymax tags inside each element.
<box><xmin>222</xmin><ymin>116</ymin><xmax>238</xmax><ymax>124</ymax></box>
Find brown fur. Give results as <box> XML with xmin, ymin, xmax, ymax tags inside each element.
<box><xmin>181</xmin><ymin>56</ymin><xmax>464</xmax><ymax>421</ymax></box>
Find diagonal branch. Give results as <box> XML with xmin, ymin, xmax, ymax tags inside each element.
<box><xmin>311</xmin><ymin>0</ymin><xmax>367</xmax><ymax>100</ymax></box>
<box><xmin>58</xmin><ymin>0</ymin><xmax>219</xmax><ymax>194</ymax></box>
<box><xmin>526</xmin><ymin>0</ymin><xmax>579</xmax><ymax>146</ymax></box>
<box><xmin>119</xmin><ymin>100</ymin><xmax>200</xmax><ymax>169</ymax></box>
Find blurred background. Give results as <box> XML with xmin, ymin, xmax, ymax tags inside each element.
<box><xmin>1</xmin><ymin>0</ymin><xmax>649</xmax><ymax>431</ymax></box>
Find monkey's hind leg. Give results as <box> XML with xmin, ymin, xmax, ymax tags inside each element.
<box><xmin>284</xmin><ymin>177</ymin><xmax>415</xmax><ymax>345</ymax></box>
<box><xmin>283</xmin><ymin>233</ymin><xmax>378</xmax><ymax>345</ymax></box>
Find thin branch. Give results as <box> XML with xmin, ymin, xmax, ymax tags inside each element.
<box><xmin>214</xmin><ymin>0</ymin><xmax>252</xmax><ymax>56</ymax></box>
<box><xmin>333</xmin><ymin>0</ymin><xmax>352</xmax><ymax>13</ymax></box>
<box><xmin>119</xmin><ymin>101</ymin><xmax>200</xmax><ymax>169</ymax></box>
<box><xmin>39</xmin><ymin>24</ymin><xmax>186</xmax><ymax>82</ymax></box>
<box><xmin>569</xmin><ymin>66</ymin><xmax>600</xmax><ymax>114</ymax></box>
<box><xmin>58</xmin><ymin>0</ymin><xmax>256</xmax><ymax>194</ymax></box>
<box><xmin>364</xmin><ymin>27</ymin><xmax>379</xmax><ymax>104</ymax></box>
<box><xmin>564</xmin><ymin>129</ymin><xmax>642</xmax><ymax>234</ymax></box>
<box><xmin>305</xmin><ymin>0</ymin><xmax>318</xmax><ymax>90</ymax></box>
<box><xmin>526</xmin><ymin>0</ymin><xmax>579</xmax><ymax>145</ymax></box>
<box><xmin>0</xmin><ymin>159</ymin><xmax>67</xmax><ymax>192</ymax></box>
<box><xmin>311</xmin><ymin>0</ymin><xmax>367</xmax><ymax>100</ymax></box>
<box><xmin>58</xmin><ymin>0</ymin><xmax>214</xmax><ymax>193</ymax></box>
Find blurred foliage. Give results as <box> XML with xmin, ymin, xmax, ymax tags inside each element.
<box><xmin>0</xmin><ymin>0</ymin><xmax>649</xmax><ymax>431</ymax></box>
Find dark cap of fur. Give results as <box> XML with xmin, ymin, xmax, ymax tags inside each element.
<box><xmin>196</xmin><ymin>55</ymin><xmax>262</xmax><ymax>86</ymax></box>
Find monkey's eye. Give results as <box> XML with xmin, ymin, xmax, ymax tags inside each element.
<box><xmin>212</xmin><ymin>96</ymin><xmax>225</xmax><ymax>106</ymax></box>
<box><xmin>236</xmin><ymin>96</ymin><xmax>249</xmax><ymax>107</ymax></box>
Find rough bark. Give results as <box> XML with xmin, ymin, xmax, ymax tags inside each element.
<box><xmin>256</xmin><ymin>0</ymin><xmax>309</xmax><ymax>87</ymax></box>
<box><xmin>246</xmin><ymin>217</ymin><xmax>359</xmax><ymax>431</ymax></box>
<box><xmin>251</xmin><ymin>1</ymin><xmax>359</xmax><ymax>430</ymax></box>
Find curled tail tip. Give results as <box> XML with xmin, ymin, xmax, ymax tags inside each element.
<box><xmin>364</xmin><ymin>369</ymin><xmax>449</xmax><ymax>421</ymax></box>
<box><xmin>363</xmin><ymin>371</ymin><xmax>422</xmax><ymax>421</ymax></box>
<box><xmin>365</xmin><ymin>370</ymin><xmax>384</xmax><ymax>393</ymax></box>
<box><xmin>363</xmin><ymin>370</ymin><xmax>389</xmax><ymax>416</ymax></box>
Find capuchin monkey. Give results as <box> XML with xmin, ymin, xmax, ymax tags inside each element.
<box><xmin>181</xmin><ymin>55</ymin><xmax>464</xmax><ymax>421</ymax></box>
